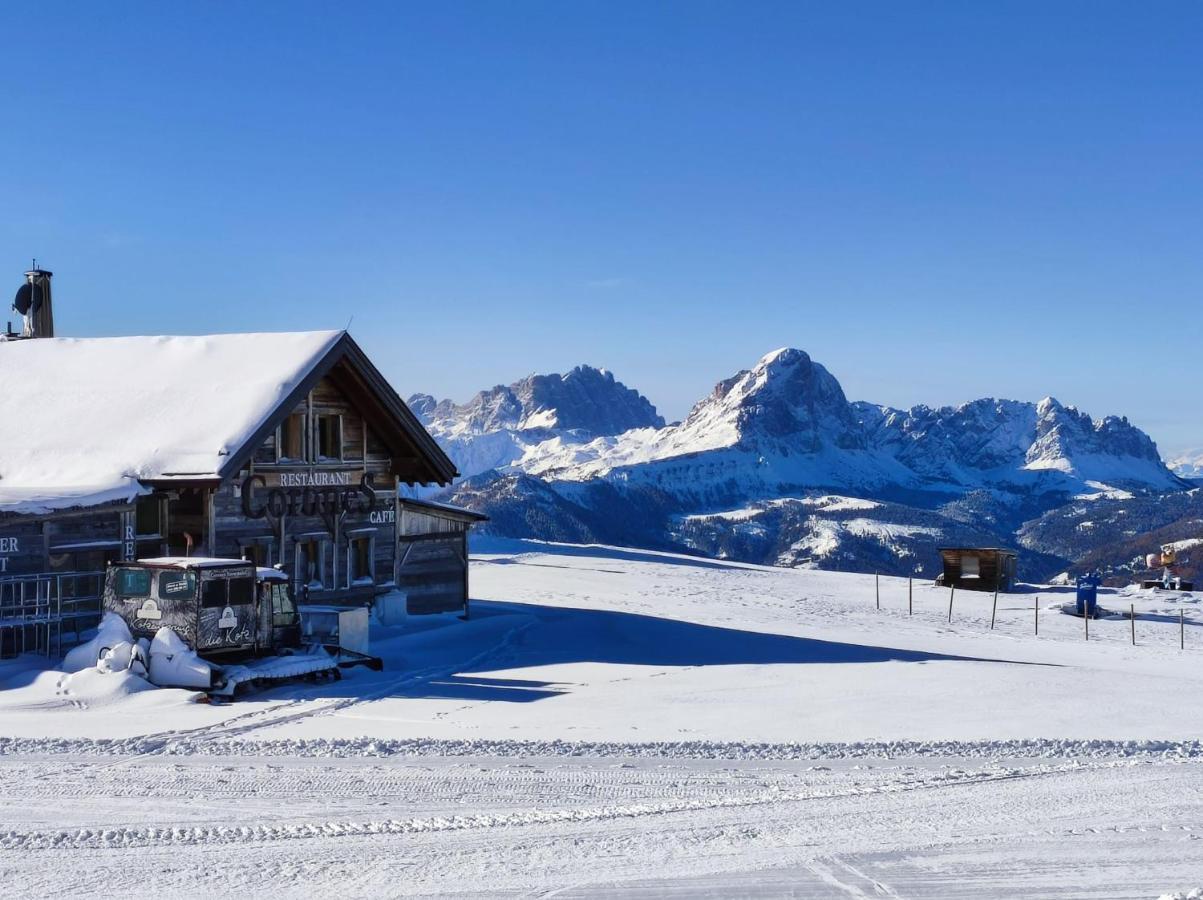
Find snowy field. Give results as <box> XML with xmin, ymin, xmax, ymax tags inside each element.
<box><xmin>2</xmin><ymin>538</ymin><xmax>1203</xmax><ymax>898</ymax></box>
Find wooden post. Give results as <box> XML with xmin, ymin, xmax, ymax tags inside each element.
<box><xmin>1181</xmin><ymin>609</ymin><xmax>1186</xmax><ymax>650</ymax></box>
<box><xmin>876</xmin><ymin>572</ymin><xmax>880</xmax><ymax>610</ymax></box>
<box><xmin>1130</xmin><ymin>603</ymin><xmax>1136</xmax><ymax>646</ymax></box>
<box><xmin>1034</xmin><ymin>595</ymin><xmax>1039</xmax><ymax>636</ymax></box>
<box><xmin>947</xmin><ymin>584</ymin><xmax>955</xmax><ymax>623</ymax></box>
<box><xmin>908</xmin><ymin>576</ymin><xmax>913</xmax><ymax>615</ymax></box>
<box><xmin>990</xmin><ymin>589</ymin><xmax>998</xmax><ymax>630</ymax></box>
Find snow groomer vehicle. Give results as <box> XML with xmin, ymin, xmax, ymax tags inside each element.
<box><xmin>102</xmin><ymin>557</ymin><xmax>381</xmax><ymax>697</ymax></box>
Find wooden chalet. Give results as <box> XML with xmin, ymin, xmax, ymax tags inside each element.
<box><xmin>936</xmin><ymin>547</ymin><xmax>1017</xmax><ymax>593</ymax></box>
<box><xmin>0</xmin><ymin>325</ymin><xmax>484</xmax><ymax>647</ymax></box>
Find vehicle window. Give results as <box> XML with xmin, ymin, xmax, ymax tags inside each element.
<box><xmin>272</xmin><ymin>583</ymin><xmax>297</xmax><ymax>626</ymax></box>
<box><xmin>158</xmin><ymin>571</ymin><xmax>196</xmax><ymax>600</ymax></box>
<box><xmin>227</xmin><ymin>577</ymin><xmax>254</xmax><ymax>605</ymax></box>
<box><xmin>200</xmin><ymin>579</ymin><xmax>227</xmax><ymax>609</ymax></box>
<box><xmin>115</xmin><ymin>567</ymin><xmax>152</xmax><ymax>598</ymax></box>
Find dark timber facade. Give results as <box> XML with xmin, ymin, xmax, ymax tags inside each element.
<box><xmin>0</xmin><ymin>333</ymin><xmax>481</xmax><ymax>651</ymax></box>
<box><xmin>936</xmin><ymin>547</ymin><xmax>1018</xmax><ymax>593</ymax></box>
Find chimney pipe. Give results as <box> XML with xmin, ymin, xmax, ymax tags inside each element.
<box><xmin>20</xmin><ymin>268</ymin><xmax>54</xmax><ymax>338</ymax></box>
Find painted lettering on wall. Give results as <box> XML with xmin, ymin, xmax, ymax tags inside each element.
<box><xmin>240</xmin><ymin>473</ymin><xmax>379</xmax><ymax>520</ymax></box>
<box><xmin>369</xmin><ymin>509</ymin><xmax>396</xmax><ymax>525</ymax></box>
<box><xmin>0</xmin><ymin>535</ymin><xmax>16</xmax><ymax>573</ymax></box>
<box><xmin>278</xmin><ymin>471</ymin><xmax>354</xmax><ymax>488</ymax></box>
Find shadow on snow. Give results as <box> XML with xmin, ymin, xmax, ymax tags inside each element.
<box><xmin>317</xmin><ymin>601</ymin><xmax>1055</xmax><ymax>706</ymax></box>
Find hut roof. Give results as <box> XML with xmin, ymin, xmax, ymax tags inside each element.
<box><xmin>0</xmin><ymin>330</ymin><xmax>456</xmax><ymax>514</ymax></box>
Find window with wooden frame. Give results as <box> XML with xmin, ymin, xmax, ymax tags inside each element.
<box><xmin>135</xmin><ymin>496</ymin><xmax>164</xmax><ymax>538</ymax></box>
<box><xmin>240</xmin><ymin>538</ymin><xmax>274</xmax><ymax>567</ymax></box>
<box><xmin>316</xmin><ymin>414</ymin><xmax>343</xmax><ymax>461</ymax></box>
<box><xmin>347</xmin><ymin>531</ymin><xmax>375</xmax><ymax>585</ymax></box>
<box><xmin>295</xmin><ymin>536</ymin><xmax>327</xmax><ymax>590</ymax></box>
<box><xmin>277</xmin><ymin>413</ymin><xmax>306</xmax><ymax>462</ymax></box>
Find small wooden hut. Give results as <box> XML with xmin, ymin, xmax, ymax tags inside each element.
<box><xmin>937</xmin><ymin>547</ymin><xmax>1017</xmax><ymax>592</ymax></box>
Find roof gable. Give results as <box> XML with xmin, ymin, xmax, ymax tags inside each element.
<box><xmin>216</xmin><ymin>332</ymin><xmax>457</xmax><ymax>486</ymax></box>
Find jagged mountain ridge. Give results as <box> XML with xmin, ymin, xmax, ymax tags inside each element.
<box><xmin>410</xmin><ymin>364</ymin><xmax>663</xmax><ymax>436</ymax></box>
<box><xmin>408</xmin><ymin>365</ymin><xmax>664</xmax><ymax>480</ymax></box>
<box><xmin>411</xmin><ymin>348</ymin><xmax>1189</xmax><ymax>580</ymax></box>
<box><xmin>456</xmin><ymin>348</ymin><xmax>1181</xmax><ymax>497</ymax></box>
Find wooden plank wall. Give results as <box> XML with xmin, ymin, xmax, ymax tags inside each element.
<box><xmin>211</xmin><ymin>375</ymin><xmax>399</xmax><ymax>602</ymax></box>
<box><xmin>0</xmin><ymin>506</ymin><xmax>131</xmax><ymax>577</ymax></box>
<box><xmin>396</xmin><ymin>532</ymin><xmax>469</xmax><ymax>615</ymax></box>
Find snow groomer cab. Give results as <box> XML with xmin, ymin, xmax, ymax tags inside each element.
<box><xmin>103</xmin><ymin>558</ymin><xmax>299</xmax><ymax>657</ymax></box>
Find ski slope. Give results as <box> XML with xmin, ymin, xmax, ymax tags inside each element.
<box><xmin>2</xmin><ymin>538</ymin><xmax>1202</xmax><ymax>897</ymax></box>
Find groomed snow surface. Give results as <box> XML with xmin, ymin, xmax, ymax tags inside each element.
<box><xmin>3</xmin><ymin>538</ymin><xmax>1203</xmax><ymax>897</ymax></box>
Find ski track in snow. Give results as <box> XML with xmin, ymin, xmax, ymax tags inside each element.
<box><xmin>0</xmin><ymin>760</ymin><xmax>1100</xmax><ymax>852</ymax></box>
<box><xmin>0</xmin><ymin>749</ymin><xmax>1199</xmax><ymax>898</ymax></box>
<box><xmin>5</xmin><ymin>734</ymin><xmax>1203</xmax><ymax>761</ymax></box>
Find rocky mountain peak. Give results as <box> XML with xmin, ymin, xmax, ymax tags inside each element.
<box><xmin>408</xmin><ymin>364</ymin><xmax>663</xmax><ymax>439</ymax></box>
<box><xmin>679</xmin><ymin>347</ymin><xmax>865</xmax><ymax>452</ymax></box>
<box><xmin>1027</xmin><ymin>397</ymin><xmax>1163</xmax><ymax>470</ymax></box>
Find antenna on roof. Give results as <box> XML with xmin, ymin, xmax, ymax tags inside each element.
<box><xmin>345</xmin><ymin>314</ymin><xmax>354</xmax><ymax>332</ymax></box>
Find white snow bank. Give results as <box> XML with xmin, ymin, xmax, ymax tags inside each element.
<box><xmin>0</xmin><ymin>330</ymin><xmax>341</xmax><ymax>511</ymax></box>
<box><xmin>148</xmin><ymin>628</ymin><xmax>214</xmax><ymax>689</ymax></box>
<box><xmin>56</xmin><ymin>666</ymin><xmax>159</xmax><ymax>705</ymax></box>
<box><xmin>62</xmin><ymin>612</ymin><xmax>134</xmax><ymax>673</ymax></box>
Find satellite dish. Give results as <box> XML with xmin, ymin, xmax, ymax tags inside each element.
<box><xmin>13</xmin><ymin>281</ymin><xmax>42</xmax><ymax>316</ymax></box>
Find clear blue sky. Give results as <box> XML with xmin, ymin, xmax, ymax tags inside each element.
<box><xmin>3</xmin><ymin>3</ymin><xmax>1201</xmax><ymax>453</ymax></box>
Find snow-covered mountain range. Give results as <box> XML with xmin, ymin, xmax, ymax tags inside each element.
<box><xmin>410</xmin><ymin>348</ymin><xmax>1193</xmax><ymax>581</ymax></box>
<box><xmin>1168</xmin><ymin>448</ymin><xmax>1203</xmax><ymax>479</ymax></box>
<box><xmin>408</xmin><ymin>365</ymin><xmax>663</xmax><ymax>480</ymax></box>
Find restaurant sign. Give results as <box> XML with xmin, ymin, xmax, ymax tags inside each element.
<box><xmin>240</xmin><ymin>472</ymin><xmax>380</xmax><ymax>520</ymax></box>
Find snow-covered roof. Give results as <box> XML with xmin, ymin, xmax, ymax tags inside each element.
<box><xmin>398</xmin><ymin>496</ymin><xmax>489</xmax><ymax>522</ymax></box>
<box><xmin>135</xmin><ymin>557</ymin><xmax>257</xmax><ymax>569</ymax></box>
<box><xmin>0</xmin><ymin>331</ymin><xmax>342</xmax><ymax>514</ymax></box>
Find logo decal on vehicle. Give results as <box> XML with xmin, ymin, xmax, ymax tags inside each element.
<box><xmin>136</xmin><ymin>599</ymin><xmax>162</xmax><ymax>620</ymax></box>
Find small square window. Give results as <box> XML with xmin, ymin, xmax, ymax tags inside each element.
<box><xmin>296</xmin><ymin>538</ymin><xmax>326</xmax><ymax>589</ymax></box>
<box><xmin>241</xmin><ymin>542</ymin><xmax>271</xmax><ymax>567</ymax></box>
<box><xmin>135</xmin><ymin>497</ymin><xmax>162</xmax><ymax>536</ymax></box>
<box><xmin>349</xmin><ymin>535</ymin><xmax>373</xmax><ymax>584</ymax></box>
<box><xmin>279</xmin><ymin>414</ymin><xmax>306</xmax><ymax>461</ymax></box>
<box><xmin>200</xmin><ymin>579</ymin><xmax>228</xmax><ymax>609</ymax></box>
<box><xmin>317</xmin><ymin>415</ymin><xmax>342</xmax><ymax>460</ymax></box>
<box><xmin>115</xmin><ymin>567</ymin><xmax>151</xmax><ymax>598</ymax></box>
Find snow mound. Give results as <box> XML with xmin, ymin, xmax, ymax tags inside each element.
<box><xmin>149</xmin><ymin>628</ymin><xmax>214</xmax><ymax>689</ymax></box>
<box><xmin>62</xmin><ymin>613</ymin><xmax>134</xmax><ymax>673</ymax></box>
<box><xmin>56</xmin><ymin>666</ymin><xmax>159</xmax><ymax>705</ymax></box>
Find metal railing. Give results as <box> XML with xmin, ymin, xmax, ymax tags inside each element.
<box><xmin>0</xmin><ymin>570</ymin><xmax>104</xmax><ymax>660</ymax></box>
